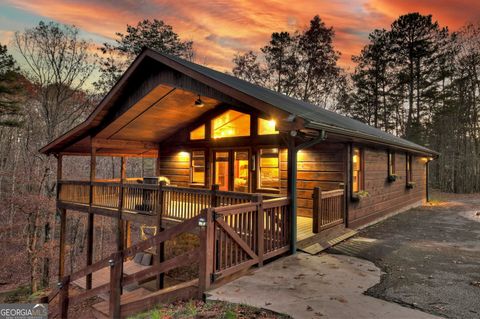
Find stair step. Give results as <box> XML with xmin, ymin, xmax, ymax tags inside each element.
<box><xmin>91</xmin><ymin>280</ymin><xmax>199</xmax><ymax>318</ymax></box>
<box><xmin>298</xmin><ymin>227</ymin><xmax>357</xmax><ymax>255</ymax></box>
<box><xmin>92</xmin><ymin>287</ymin><xmax>151</xmax><ymax>318</ymax></box>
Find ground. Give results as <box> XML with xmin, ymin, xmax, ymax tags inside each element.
<box><xmin>129</xmin><ymin>300</ymin><xmax>289</xmax><ymax>319</ymax></box>
<box><xmin>207</xmin><ymin>253</ymin><xmax>437</xmax><ymax>319</ymax></box>
<box><xmin>329</xmin><ymin>191</ymin><xmax>480</xmax><ymax>319</ymax></box>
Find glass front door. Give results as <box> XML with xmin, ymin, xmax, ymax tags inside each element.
<box><xmin>213</xmin><ymin>149</ymin><xmax>250</xmax><ymax>192</ymax></box>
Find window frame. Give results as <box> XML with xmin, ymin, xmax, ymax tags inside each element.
<box><xmin>211</xmin><ymin>109</ymin><xmax>251</xmax><ymax>139</ymax></box>
<box><xmin>406</xmin><ymin>153</ymin><xmax>413</xmax><ymax>184</ymax></box>
<box><xmin>257</xmin><ymin>147</ymin><xmax>281</xmax><ymax>192</ymax></box>
<box><xmin>351</xmin><ymin>146</ymin><xmax>364</xmax><ymax>194</ymax></box>
<box><xmin>190</xmin><ymin>150</ymin><xmax>206</xmax><ymax>186</ymax></box>
<box><xmin>388</xmin><ymin>150</ymin><xmax>396</xmax><ymax>176</ymax></box>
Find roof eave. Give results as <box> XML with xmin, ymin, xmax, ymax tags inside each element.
<box><xmin>306</xmin><ymin>121</ymin><xmax>439</xmax><ymax>157</ymax></box>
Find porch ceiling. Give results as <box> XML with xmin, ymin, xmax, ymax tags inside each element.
<box><xmin>62</xmin><ymin>84</ymin><xmax>221</xmax><ymax>156</ymax></box>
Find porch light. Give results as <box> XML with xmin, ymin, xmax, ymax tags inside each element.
<box><xmin>194</xmin><ymin>95</ymin><xmax>204</xmax><ymax>108</ymax></box>
<box><xmin>198</xmin><ymin>217</ymin><xmax>207</xmax><ymax>227</ymax></box>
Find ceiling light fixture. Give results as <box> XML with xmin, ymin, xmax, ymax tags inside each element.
<box><xmin>194</xmin><ymin>95</ymin><xmax>204</xmax><ymax>108</ymax></box>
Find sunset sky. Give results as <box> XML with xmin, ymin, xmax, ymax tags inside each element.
<box><xmin>0</xmin><ymin>0</ymin><xmax>479</xmax><ymax>72</ymax></box>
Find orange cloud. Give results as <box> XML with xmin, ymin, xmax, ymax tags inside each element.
<box><xmin>3</xmin><ymin>0</ymin><xmax>477</xmax><ymax>72</ymax></box>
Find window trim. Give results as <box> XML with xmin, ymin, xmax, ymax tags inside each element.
<box><xmin>351</xmin><ymin>146</ymin><xmax>364</xmax><ymax>194</ymax></box>
<box><xmin>257</xmin><ymin>147</ymin><xmax>281</xmax><ymax>192</ymax></box>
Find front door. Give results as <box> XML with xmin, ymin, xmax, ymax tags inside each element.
<box><xmin>213</xmin><ymin>149</ymin><xmax>250</xmax><ymax>192</ymax></box>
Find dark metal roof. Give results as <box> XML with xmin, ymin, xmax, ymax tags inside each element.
<box><xmin>163</xmin><ymin>51</ymin><xmax>437</xmax><ymax>156</ymax></box>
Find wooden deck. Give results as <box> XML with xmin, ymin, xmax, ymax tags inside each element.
<box><xmin>72</xmin><ymin>260</ymin><xmax>151</xmax><ymax>289</ymax></box>
<box><xmin>297</xmin><ymin>216</ymin><xmax>314</xmax><ymax>242</ymax></box>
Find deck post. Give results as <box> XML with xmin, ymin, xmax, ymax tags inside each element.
<box><xmin>254</xmin><ymin>194</ymin><xmax>264</xmax><ymax>266</ymax></box>
<box><xmin>117</xmin><ymin>157</ymin><xmax>126</xmax><ymax>252</ymax></box>
<box><xmin>56</xmin><ymin>154</ymin><xmax>66</xmax><ymax>281</ymax></box>
<box><xmin>109</xmin><ymin>252</ymin><xmax>123</xmax><ymax>319</ymax></box>
<box><xmin>86</xmin><ymin>145</ymin><xmax>96</xmax><ymax>290</ymax></box>
<box><xmin>58</xmin><ymin>207</ymin><xmax>67</xmax><ymax>281</ymax></box>
<box><xmin>211</xmin><ymin>184</ymin><xmax>219</xmax><ymax>207</ymax></box>
<box><xmin>312</xmin><ymin>187</ymin><xmax>322</xmax><ymax>233</ymax></box>
<box><xmin>58</xmin><ymin>275</ymin><xmax>70</xmax><ymax>318</ymax></box>
<box><xmin>199</xmin><ymin>208</ymin><xmax>214</xmax><ymax>296</ymax></box>
<box><xmin>156</xmin><ymin>181</ymin><xmax>166</xmax><ymax>290</ymax></box>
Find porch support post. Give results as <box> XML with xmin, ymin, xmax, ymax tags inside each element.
<box><xmin>117</xmin><ymin>157</ymin><xmax>126</xmax><ymax>252</ymax></box>
<box><xmin>56</xmin><ymin>154</ymin><xmax>66</xmax><ymax>280</ymax></box>
<box><xmin>286</xmin><ymin>136</ymin><xmax>298</xmax><ymax>254</ymax></box>
<box><xmin>86</xmin><ymin>145</ymin><xmax>96</xmax><ymax>290</ymax></box>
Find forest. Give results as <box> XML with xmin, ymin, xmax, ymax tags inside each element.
<box><xmin>0</xmin><ymin>13</ymin><xmax>478</xmax><ymax>297</ymax></box>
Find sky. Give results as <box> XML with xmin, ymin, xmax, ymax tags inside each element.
<box><xmin>0</xmin><ymin>0</ymin><xmax>479</xmax><ymax>72</ymax></box>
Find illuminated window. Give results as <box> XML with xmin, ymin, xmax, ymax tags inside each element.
<box><xmin>258</xmin><ymin>148</ymin><xmax>279</xmax><ymax>190</ymax></box>
<box><xmin>190</xmin><ymin>125</ymin><xmax>205</xmax><ymax>140</ymax></box>
<box><xmin>388</xmin><ymin>151</ymin><xmax>395</xmax><ymax>175</ymax></box>
<box><xmin>258</xmin><ymin>118</ymin><xmax>279</xmax><ymax>135</ymax></box>
<box><xmin>234</xmin><ymin>151</ymin><xmax>249</xmax><ymax>192</ymax></box>
<box><xmin>191</xmin><ymin>151</ymin><xmax>205</xmax><ymax>185</ymax></box>
<box><xmin>406</xmin><ymin>154</ymin><xmax>413</xmax><ymax>183</ymax></box>
<box><xmin>352</xmin><ymin>147</ymin><xmax>363</xmax><ymax>193</ymax></box>
<box><xmin>212</xmin><ymin>110</ymin><xmax>250</xmax><ymax>139</ymax></box>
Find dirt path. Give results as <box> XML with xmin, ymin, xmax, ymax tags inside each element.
<box><xmin>329</xmin><ymin>193</ymin><xmax>480</xmax><ymax>319</ymax></box>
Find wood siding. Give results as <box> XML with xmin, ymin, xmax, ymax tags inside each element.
<box><xmin>347</xmin><ymin>149</ymin><xmax>426</xmax><ymax>228</ymax></box>
<box><xmin>159</xmin><ymin>150</ymin><xmax>191</xmax><ymax>187</ymax></box>
<box><xmin>279</xmin><ymin>143</ymin><xmax>346</xmax><ymax>218</ymax></box>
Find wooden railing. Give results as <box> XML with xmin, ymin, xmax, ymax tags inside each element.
<box><xmin>203</xmin><ymin>195</ymin><xmax>291</xmax><ymax>284</ymax></box>
<box><xmin>312</xmin><ymin>187</ymin><xmax>345</xmax><ymax>233</ymax></box>
<box><xmin>58</xmin><ymin>181</ymin><xmax>256</xmax><ymax>222</ymax></box>
<box><xmin>46</xmin><ymin>195</ymin><xmax>292</xmax><ymax>318</ymax></box>
<box><xmin>46</xmin><ymin>214</ymin><xmax>203</xmax><ymax>318</ymax></box>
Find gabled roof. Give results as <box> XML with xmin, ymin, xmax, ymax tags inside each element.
<box><xmin>40</xmin><ymin>48</ymin><xmax>438</xmax><ymax>156</ymax></box>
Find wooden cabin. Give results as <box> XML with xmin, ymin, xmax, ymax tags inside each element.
<box><xmin>39</xmin><ymin>48</ymin><xmax>437</xmax><ymax>318</ymax></box>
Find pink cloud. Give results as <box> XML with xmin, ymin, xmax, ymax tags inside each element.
<box><xmin>4</xmin><ymin>0</ymin><xmax>477</xmax><ymax>71</ymax></box>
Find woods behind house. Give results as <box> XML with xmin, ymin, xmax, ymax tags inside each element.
<box><xmin>0</xmin><ymin>13</ymin><xmax>478</xmax><ymax>299</ymax></box>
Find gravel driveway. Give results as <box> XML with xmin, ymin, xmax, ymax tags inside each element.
<box><xmin>329</xmin><ymin>193</ymin><xmax>480</xmax><ymax>319</ymax></box>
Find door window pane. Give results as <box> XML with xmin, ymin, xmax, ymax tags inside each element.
<box><xmin>259</xmin><ymin>148</ymin><xmax>279</xmax><ymax>189</ymax></box>
<box><xmin>191</xmin><ymin>151</ymin><xmax>205</xmax><ymax>184</ymax></box>
<box><xmin>234</xmin><ymin>151</ymin><xmax>249</xmax><ymax>192</ymax></box>
<box><xmin>212</xmin><ymin>110</ymin><xmax>250</xmax><ymax>139</ymax></box>
<box><xmin>215</xmin><ymin>152</ymin><xmax>229</xmax><ymax>191</ymax></box>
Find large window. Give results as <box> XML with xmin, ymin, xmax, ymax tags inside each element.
<box><xmin>258</xmin><ymin>148</ymin><xmax>280</xmax><ymax>190</ymax></box>
<box><xmin>190</xmin><ymin>125</ymin><xmax>205</xmax><ymax>140</ymax></box>
<box><xmin>388</xmin><ymin>151</ymin><xmax>396</xmax><ymax>175</ymax></box>
<box><xmin>212</xmin><ymin>110</ymin><xmax>250</xmax><ymax>139</ymax></box>
<box><xmin>406</xmin><ymin>154</ymin><xmax>413</xmax><ymax>183</ymax></box>
<box><xmin>258</xmin><ymin>118</ymin><xmax>279</xmax><ymax>135</ymax></box>
<box><xmin>191</xmin><ymin>151</ymin><xmax>205</xmax><ymax>185</ymax></box>
<box><xmin>352</xmin><ymin>147</ymin><xmax>363</xmax><ymax>193</ymax></box>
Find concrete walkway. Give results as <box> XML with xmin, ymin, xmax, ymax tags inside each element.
<box><xmin>207</xmin><ymin>253</ymin><xmax>439</xmax><ymax>319</ymax></box>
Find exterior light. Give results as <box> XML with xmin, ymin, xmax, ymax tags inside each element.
<box><xmin>198</xmin><ymin>217</ymin><xmax>207</xmax><ymax>227</ymax></box>
<box><xmin>108</xmin><ymin>259</ymin><xmax>115</xmax><ymax>267</ymax></box>
<box><xmin>268</xmin><ymin>119</ymin><xmax>276</xmax><ymax>128</ymax></box>
<box><xmin>194</xmin><ymin>95</ymin><xmax>204</xmax><ymax>108</ymax></box>
<box><xmin>290</xmin><ymin>130</ymin><xmax>298</xmax><ymax>137</ymax></box>
<box><xmin>57</xmin><ymin>282</ymin><xmax>63</xmax><ymax>288</ymax></box>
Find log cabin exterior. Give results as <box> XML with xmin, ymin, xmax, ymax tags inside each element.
<box><xmin>39</xmin><ymin>48</ymin><xmax>438</xmax><ymax>318</ymax></box>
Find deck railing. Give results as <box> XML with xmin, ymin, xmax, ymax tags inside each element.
<box><xmin>58</xmin><ymin>180</ymin><xmax>257</xmax><ymax>222</ymax></box>
<box><xmin>46</xmin><ymin>195</ymin><xmax>292</xmax><ymax>318</ymax></box>
<box><xmin>312</xmin><ymin>187</ymin><xmax>345</xmax><ymax>233</ymax></box>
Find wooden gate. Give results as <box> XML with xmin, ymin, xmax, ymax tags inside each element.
<box><xmin>312</xmin><ymin>187</ymin><xmax>345</xmax><ymax>233</ymax></box>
